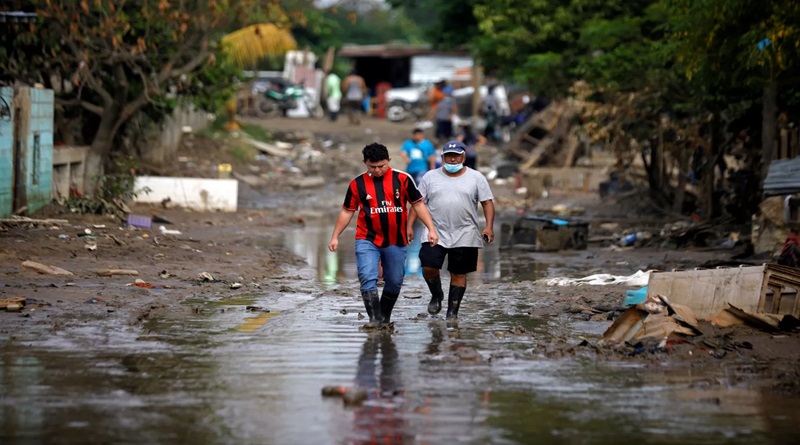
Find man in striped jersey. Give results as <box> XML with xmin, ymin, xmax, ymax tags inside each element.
<box><xmin>328</xmin><ymin>143</ymin><xmax>439</xmax><ymax>327</ymax></box>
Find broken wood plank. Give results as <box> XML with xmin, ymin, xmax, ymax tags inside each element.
<box><xmin>96</xmin><ymin>269</ymin><xmax>140</xmax><ymax>277</ymax></box>
<box><xmin>0</xmin><ymin>218</ymin><xmax>69</xmax><ymax>225</ymax></box>
<box><xmin>21</xmin><ymin>260</ymin><xmax>74</xmax><ymax>275</ymax></box>
<box><xmin>0</xmin><ymin>297</ymin><xmax>26</xmax><ymax>310</ymax></box>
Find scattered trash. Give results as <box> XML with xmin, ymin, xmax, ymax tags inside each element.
<box><xmin>128</xmin><ymin>279</ymin><xmax>163</xmax><ymax>289</ymax></box>
<box><xmin>540</xmin><ymin>270</ymin><xmax>651</xmax><ymax>287</ymax></box>
<box><xmin>500</xmin><ymin>214</ymin><xmax>588</xmax><ymax>251</ymax></box>
<box><xmin>85</xmin><ymin>297</ymin><xmax>106</xmax><ymax>304</ymax></box>
<box><xmin>624</xmin><ymin>286</ymin><xmax>648</xmax><ymax>306</ymax></box>
<box><xmin>159</xmin><ymin>225</ymin><xmax>182</xmax><ymax>236</ymax></box>
<box><xmin>619</xmin><ymin>233</ymin><xmax>636</xmax><ymax>247</ymax></box>
<box><xmin>127</xmin><ymin>214</ymin><xmax>152</xmax><ymax>228</ymax></box>
<box><xmin>93</xmin><ymin>224</ymin><xmax>106</xmax><ymax>229</ymax></box>
<box><xmin>152</xmin><ymin>214</ymin><xmax>172</xmax><ymax>224</ymax></box>
<box><xmin>159</xmin><ymin>270</ymin><xmax>176</xmax><ymax>279</ymax></box>
<box><xmin>230</xmin><ymin>282</ymin><xmax>243</xmax><ymax>289</ymax></box>
<box><xmin>58</xmin><ymin>234</ymin><xmax>70</xmax><ymax>239</ymax></box>
<box><xmin>246</xmin><ymin>306</ymin><xmax>270</xmax><ymax>312</ymax></box>
<box><xmin>198</xmin><ymin>272</ymin><xmax>215</xmax><ymax>282</ymax></box>
<box><xmin>96</xmin><ymin>269</ymin><xmax>139</xmax><ymax>277</ymax></box>
<box><xmin>21</xmin><ymin>260</ymin><xmax>74</xmax><ymax>276</ymax></box>
<box><xmin>85</xmin><ymin>243</ymin><xmax>97</xmax><ymax>251</ymax></box>
<box><xmin>1</xmin><ymin>297</ymin><xmax>26</xmax><ymax>311</ymax></box>
<box><xmin>600</xmin><ymin>294</ymin><xmax>702</xmax><ymax>347</ymax></box>
<box><xmin>708</xmin><ymin>304</ymin><xmax>800</xmax><ymax>332</ymax></box>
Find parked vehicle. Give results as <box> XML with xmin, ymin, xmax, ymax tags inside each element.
<box><xmin>385</xmin><ymin>85</ymin><xmax>429</xmax><ymax>122</ymax></box>
<box><xmin>251</xmin><ymin>77</ymin><xmax>323</xmax><ymax>119</ymax></box>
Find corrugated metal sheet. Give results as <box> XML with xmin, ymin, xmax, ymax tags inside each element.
<box><xmin>410</xmin><ymin>55</ymin><xmax>473</xmax><ymax>85</ymax></box>
<box><xmin>763</xmin><ymin>156</ymin><xmax>800</xmax><ymax>196</ymax></box>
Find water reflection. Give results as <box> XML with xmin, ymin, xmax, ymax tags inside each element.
<box><xmin>349</xmin><ymin>334</ymin><xmax>409</xmax><ymax>444</ymax></box>
<box><xmin>279</xmin><ymin>221</ymin><xmax>568</xmax><ymax>287</ymax></box>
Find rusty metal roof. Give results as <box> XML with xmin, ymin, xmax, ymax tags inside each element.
<box><xmin>338</xmin><ymin>44</ymin><xmax>468</xmax><ymax>58</ymax></box>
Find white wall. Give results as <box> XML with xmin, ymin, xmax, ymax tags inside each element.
<box><xmin>134</xmin><ymin>176</ymin><xmax>238</xmax><ymax>212</ymax></box>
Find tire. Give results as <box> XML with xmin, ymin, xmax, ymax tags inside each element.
<box><xmin>387</xmin><ymin>101</ymin><xmax>408</xmax><ymax>122</ymax></box>
<box><xmin>257</xmin><ymin>98</ymin><xmax>281</xmax><ymax>118</ymax></box>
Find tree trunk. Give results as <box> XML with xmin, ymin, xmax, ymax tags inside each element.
<box><xmin>761</xmin><ymin>80</ymin><xmax>778</xmax><ymax>180</ymax></box>
<box><xmin>83</xmin><ymin>116</ymin><xmax>117</xmax><ymax>195</ymax></box>
<box><xmin>673</xmin><ymin>146</ymin><xmax>688</xmax><ymax>214</ymax></box>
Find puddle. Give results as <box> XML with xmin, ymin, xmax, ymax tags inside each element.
<box><xmin>271</xmin><ymin>219</ymin><xmax>596</xmax><ymax>286</ymax></box>
<box><xmin>2</xmin><ymin>221</ymin><xmax>800</xmax><ymax>444</ymax></box>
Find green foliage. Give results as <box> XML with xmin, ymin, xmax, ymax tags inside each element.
<box><xmin>388</xmin><ymin>0</ymin><xmax>480</xmax><ymax>50</ymax></box>
<box><xmin>240</xmin><ymin>123</ymin><xmax>274</xmax><ymax>142</ymax></box>
<box><xmin>65</xmin><ymin>156</ymin><xmax>150</xmax><ymax>216</ymax></box>
<box><xmin>229</xmin><ymin>143</ymin><xmax>258</xmax><ymax>164</ymax></box>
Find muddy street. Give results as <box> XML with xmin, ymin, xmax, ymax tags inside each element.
<box><xmin>2</xmin><ymin>117</ymin><xmax>800</xmax><ymax>444</ymax></box>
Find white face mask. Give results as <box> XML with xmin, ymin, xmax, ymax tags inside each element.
<box><xmin>443</xmin><ymin>163</ymin><xmax>463</xmax><ymax>173</ymax></box>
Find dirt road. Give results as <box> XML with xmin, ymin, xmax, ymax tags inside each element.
<box><xmin>1</xmin><ymin>115</ymin><xmax>799</xmax><ymax>443</ymax></box>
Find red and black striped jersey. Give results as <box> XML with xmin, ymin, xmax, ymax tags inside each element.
<box><xmin>343</xmin><ymin>167</ymin><xmax>422</xmax><ymax>247</ymax></box>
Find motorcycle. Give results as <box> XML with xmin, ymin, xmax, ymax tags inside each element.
<box><xmin>384</xmin><ymin>86</ymin><xmax>429</xmax><ymax>122</ymax></box>
<box><xmin>253</xmin><ymin>78</ymin><xmax>324</xmax><ymax>119</ymax></box>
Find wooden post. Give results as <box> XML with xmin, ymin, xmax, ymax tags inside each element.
<box><xmin>471</xmin><ymin>63</ymin><xmax>483</xmax><ymax>118</ymax></box>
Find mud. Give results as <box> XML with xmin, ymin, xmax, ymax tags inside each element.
<box><xmin>2</xmin><ymin>116</ymin><xmax>799</xmax><ymax>443</ymax></box>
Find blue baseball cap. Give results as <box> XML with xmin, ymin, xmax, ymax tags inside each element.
<box><xmin>442</xmin><ymin>140</ymin><xmax>466</xmax><ymax>154</ymax></box>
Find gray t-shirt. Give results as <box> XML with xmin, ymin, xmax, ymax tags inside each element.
<box><xmin>418</xmin><ymin>168</ymin><xmax>494</xmax><ymax>248</ymax></box>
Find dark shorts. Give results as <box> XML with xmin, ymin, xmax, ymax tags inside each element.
<box><xmin>419</xmin><ymin>243</ymin><xmax>479</xmax><ymax>275</ymax></box>
<box><xmin>435</xmin><ymin>120</ymin><xmax>453</xmax><ymax>139</ymax></box>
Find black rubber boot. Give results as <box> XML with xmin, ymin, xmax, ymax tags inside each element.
<box><xmin>446</xmin><ymin>285</ymin><xmax>466</xmax><ymax>320</ymax></box>
<box><xmin>361</xmin><ymin>289</ymin><xmax>383</xmax><ymax>325</ymax></box>
<box><xmin>380</xmin><ymin>291</ymin><xmax>399</xmax><ymax>324</ymax></box>
<box><xmin>425</xmin><ymin>276</ymin><xmax>444</xmax><ymax>315</ymax></box>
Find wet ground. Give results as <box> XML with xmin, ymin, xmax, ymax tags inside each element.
<box><xmin>2</xmin><ymin>117</ymin><xmax>800</xmax><ymax>444</ymax></box>
<box><xmin>3</xmin><ymin>215</ymin><xmax>800</xmax><ymax>444</ymax></box>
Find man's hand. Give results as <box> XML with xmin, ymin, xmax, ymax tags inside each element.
<box><xmin>407</xmin><ymin>225</ymin><xmax>415</xmax><ymax>242</ymax></box>
<box><xmin>328</xmin><ymin>238</ymin><xmax>339</xmax><ymax>252</ymax></box>
<box><xmin>481</xmin><ymin>228</ymin><xmax>494</xmax><ymax>244</ymax></box>
<box><xmin>427</xmin><ymin>230</ymin><xmax>439</xmax><ymax>246</ymax></box>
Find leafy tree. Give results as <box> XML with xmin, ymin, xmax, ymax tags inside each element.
<box><xmin>387</xmin><ymin>0</ymin><xmax>478</xmax><ymax>50</ymax></box>
<box><xmin>1</xmin><ymin>0</ymin><xmax>294</xmax><ymax>193</ymax></box>
<box><xmin>664</xmin><ymin>0</ymin><xmax>800</xmax><ymax>178</ymax></box>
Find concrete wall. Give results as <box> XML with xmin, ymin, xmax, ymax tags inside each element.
<box><xmin>52</xmin><ymin>145</ymin><xmax>89</xmax><ymax>201</ymax></box>
<box><xmin>20</xmin><ymin>87</ymin><xmax>54</xmax><ymax>214</ymax></box>
<box><xmin>0</xmin><ymin>87</ymin><xmax>14</xmax><ymax>217</ymax></box>
<box><xmin>0</xmin><ymin>87</ymin><xmax>55</xmax><ymax>217</ymax></box>
<box><xmin>133</xmin><ymin>176</ymin><xmax>238</xmax><ymax>212</ymax></box>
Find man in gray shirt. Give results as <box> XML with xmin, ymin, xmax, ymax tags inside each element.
<box><xmin>408</xmin><ymin>140</ymin><xmax>495</xmax><ymax>321</ymax></box>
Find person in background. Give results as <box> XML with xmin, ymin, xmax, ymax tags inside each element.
<box><xmin>429</xmin><ymin>80</ymin><xmax>446</xmax><ymax>109</ymax></box>
<box><xmin>430</xmin><ymin>86</ymin><xmax>458</xmax><ymax>146</ymax></box>
<box><xmin>342</xmin><ymin>69</ymin><xmax>367</xmax><ymax>125</ymax></box>
<box><xmin>481</xmin><ymin>85</ymin><xmax>500</xmax><ymax>141</ymax></box>
<box><xmin>408</xmin><ymin>140</ymin><xmax>495</xmax><ymax>322</ymax></box>
<box><xmin>400</xmin><ymin>128</ymin><xmax>437</xmax><ymax>184</ymax></box>
<box><xmin>456</xmin><ymin>119</ymin><xmax>486</xmax><ymax>170</ymax></box>
<box><xmin>323</xmin><ymin>69</ymin><xmax>342</xmax><ymax>122</ymax></box>
<box><xmin>328</xmin><ymin>143</ymin><xmax>439</xmax><ymax>328</ymax></box>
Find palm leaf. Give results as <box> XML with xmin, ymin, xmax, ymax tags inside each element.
<box><xmin>221</xmin><ymin>24</ymin><xmax>297</xmax><ymax>68</ymax></box>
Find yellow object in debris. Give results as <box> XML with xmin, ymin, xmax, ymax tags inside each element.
<box><xmin>218</xmin><ymin>163</ymin><xmax>232</xmax><ymax>179</ymax></box>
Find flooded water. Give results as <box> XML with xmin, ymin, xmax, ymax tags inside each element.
<box><xmin>2</xmin><ymin>221</ymin><xmax>800</xmax><ymax>444</ymax></box>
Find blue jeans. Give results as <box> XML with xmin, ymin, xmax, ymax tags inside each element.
<box><xmin>355</xmin><ymin>240</ymin><xmax>407</xmax><ymax>294</ymax></box>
